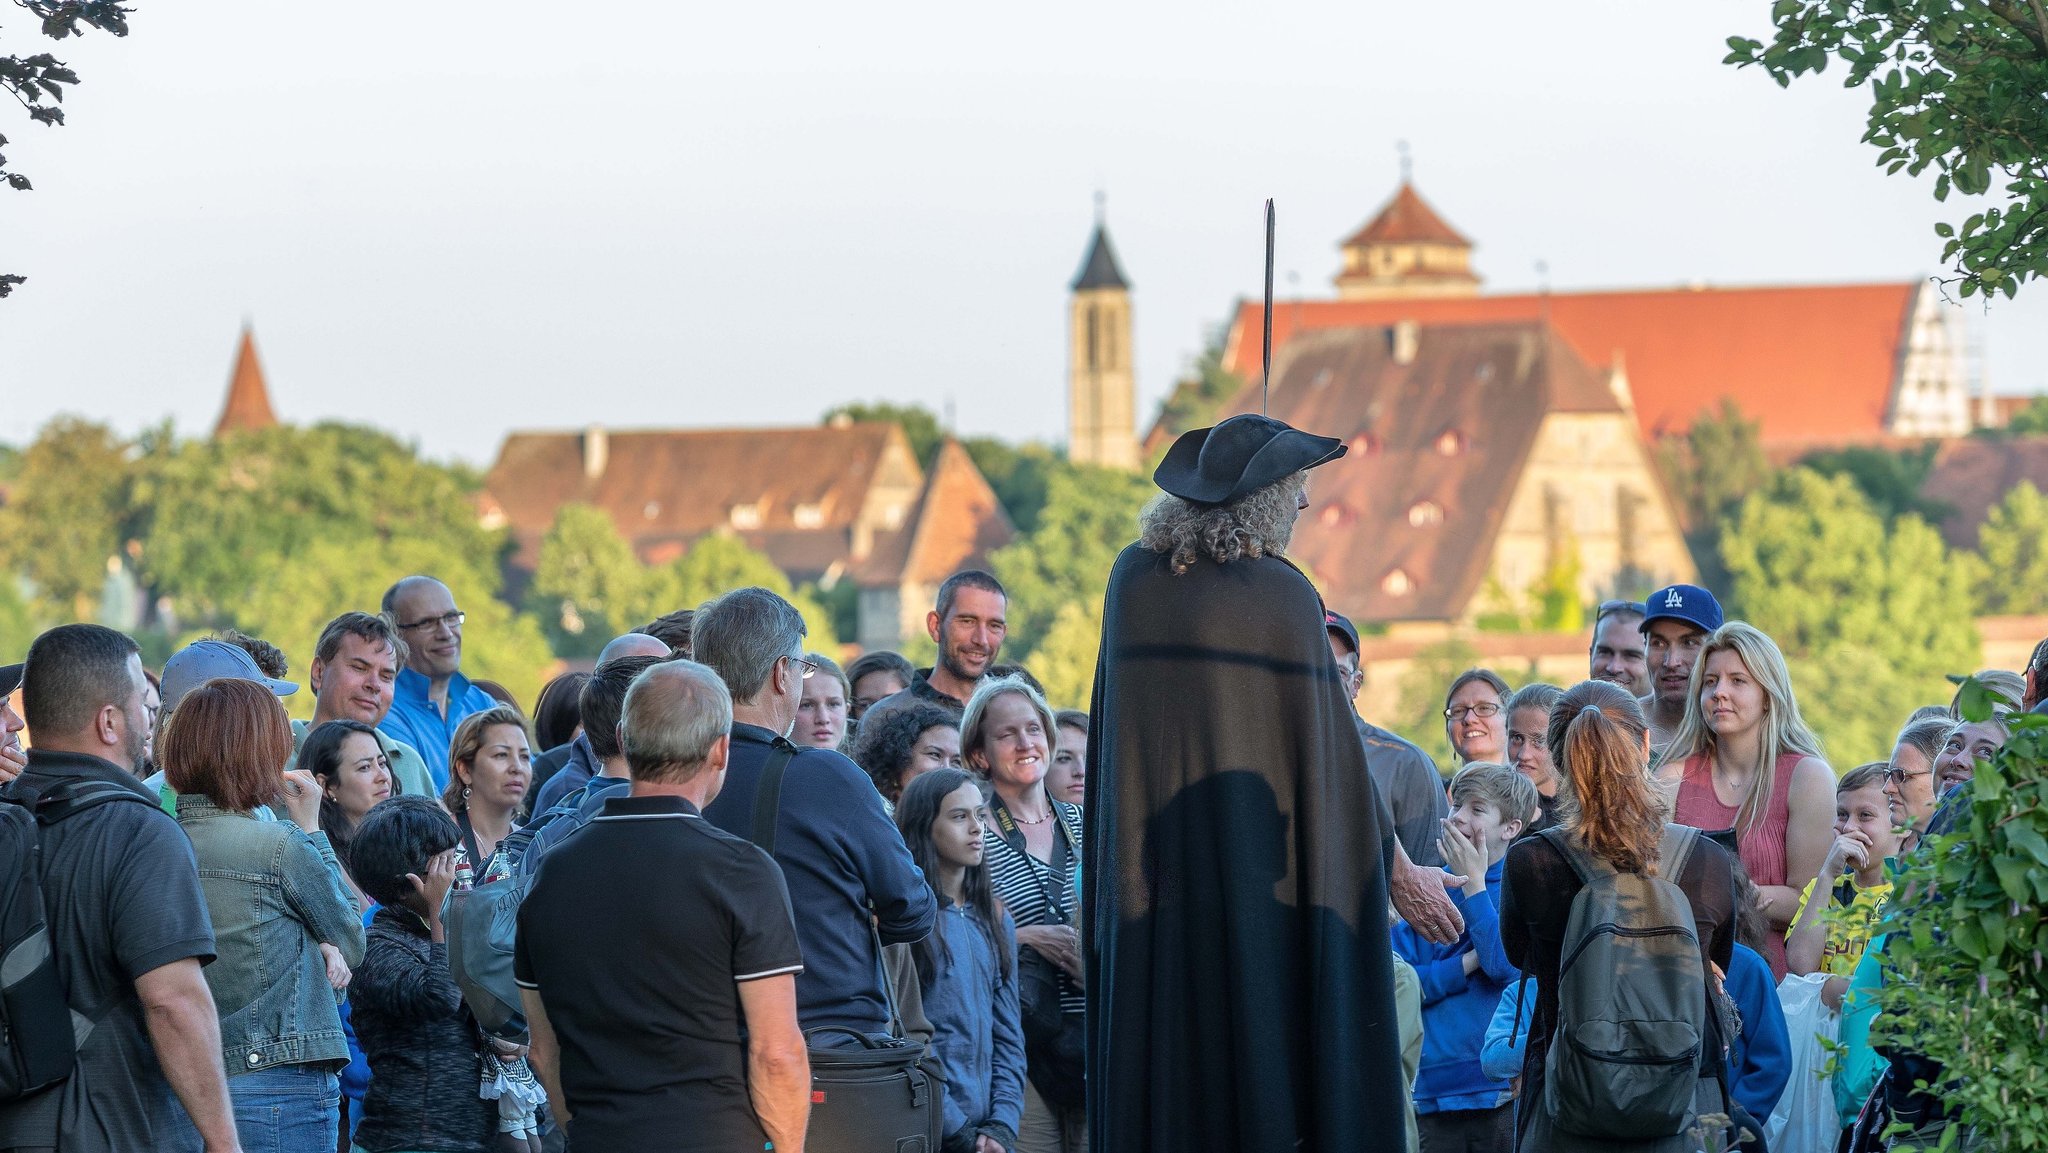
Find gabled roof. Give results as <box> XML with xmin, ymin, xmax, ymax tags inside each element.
<box><xmin>1071</xmin><ymin>225</ymin><xmax>1130</xmax><ymax>292</ymax></box>
<box><xmin>1223</xmin><ymin>321</ymin><xmax>1618</xmax><ymax>623</ymax></box>
<box><xmin>854</xmin><ymin>439</ymin><xmax>1016</xmax><ymax>587</ymax></box>
<box><xmin>1216</xmin><ymin>282</ymin><xmax>1920</xmax><ymax>447</ymax></box>
<box><xmin>1341</xmin><ymin>182</ymin><xmax>1472</xmax><ymax>249</ymax></box>
<box><xmin>483</xmin><ymin>424</ymin><xmax>922</xmax><ymax>578</ymax></box>
<box><xmin>213</xmin><ymin>327</ymin><xmax>279</xmax><ymax>436</ymax></box>
<box><xmin>1922</xmin><ymin>435</ymin><xmax>2048</xmax><ymax>550</ymax></box>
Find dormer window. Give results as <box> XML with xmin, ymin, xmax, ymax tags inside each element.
<box><xmin>1382</xmin><ymin>569</ymin><xmax>1413</xmax><ymax>596</ymax></box>
<box><xmin>643</xmin><ymin>501</ymin><xmax>661</xmax><ymax>520</ymax></box>
<box><xmin>730</xmin><ymin>502</ymin><xmax>764</xmax><ymax>530</ymax></box>
<box><xmin>1312</xmin><ymin>368</ymin><xmax>1334</xmax><ymax>389</ymax></box>
<box><xmin>1319</xmin><ymin>502</ymin><xmax>1357</xmax><ymax>528</ymax></box>
<box><xmin>793</xmin><ymin>503</ymin><xmax>825</xmax><ymax>529</ymax></box>
<box><xmin>1348</xmin><ymin>432</ymin><xmax>1381</xmax><ymax>455</ymax></box>
<box><xmin>1408</xmin><ymin>500</ymin><xmax>1443</xmax><ymax>527</ymax></box>
<box><xmin>1435</xmin><ymin>430</ymin><xmax>1466</xmax><ymax>456</ymax></box>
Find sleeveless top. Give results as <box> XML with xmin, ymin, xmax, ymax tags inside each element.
<box><xmin>1673</xmin><ymin>750</ymin><xmax>1801</xmax><ymax>978</ymax></box>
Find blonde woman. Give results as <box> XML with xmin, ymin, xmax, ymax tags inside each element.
<box><xmin>1655</xmin><ymin>621</ymin><xmax>1833</xmax><ymax>979</ymax></box>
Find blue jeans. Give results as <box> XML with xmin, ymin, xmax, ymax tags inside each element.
<box><xmin>230</xmin><ymin>1063</ymin><xmax>341</xmax><ymax>1153</ymax></box>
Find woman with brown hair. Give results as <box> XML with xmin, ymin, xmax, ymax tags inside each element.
<box><xmin>442</xmin><ymin>705</ymin><xmax>534</xmax><ymax>887</ymax></box>
<box><xmin>165</xmin><ymin>677</ymin><xmax>363</xmax><ymax>1153</ymax></box>
<box><xmin>1500</xmin><ymin>679</ymin><xmax>1739</xmax><ymax>1152</ymax></box>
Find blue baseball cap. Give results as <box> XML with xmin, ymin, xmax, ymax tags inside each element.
<box><xmin>160</xmin><ymin>639</ymin><xmax>299</xmax><ymax>712</ymax></box>
<box><xmin>1641</xmin><ymin>584</ymin><xmax>1723</xmax><ymax>636</ymax></box>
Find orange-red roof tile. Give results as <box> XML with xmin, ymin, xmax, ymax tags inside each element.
<box><xmin>1341</xmin><ymin>182</ymin><xmax>1472</xmax><ymax>249</ymax></box>
<box><xmin>1221</xmin><ymin>283</ymin><xmax>1919</xmax><ymax>446</ymax></box>
<box><xmin>213</xmin><ymin>327</ymin><xmax>279</xmax><ymax>436</ymax></box>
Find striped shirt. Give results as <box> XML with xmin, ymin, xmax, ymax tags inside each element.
<box><xmin>987</xmin><ymin>794</ymin><xmax>1085</xmax><ymax>1014</ymax></box>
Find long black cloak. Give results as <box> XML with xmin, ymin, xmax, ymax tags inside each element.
<box><xmin>1084</xmin><ymin>542</ymin><xmax>1405</xmax><ymax>1151</ymax></box>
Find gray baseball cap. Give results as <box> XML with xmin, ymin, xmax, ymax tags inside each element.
<box><xmin>160</xmin><ymin>639</ymin><xmax>299</xmax><ymax>712</ymax></box>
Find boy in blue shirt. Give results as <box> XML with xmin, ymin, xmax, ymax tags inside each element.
<box><xmin>1393</xmin><ymin>763</ymin><xmax>1537</xmax><ymax>1153</ymax></box>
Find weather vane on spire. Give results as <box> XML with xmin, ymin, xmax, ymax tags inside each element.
<box><xmin>1397</xmin><ymin>139</ymin><xmax>1412</xmax><ymax>183</ymax></box>
<box><xmin>1094</xmin><ymin>187</ymin><xmax>1106</xmax><ymax>224</ymax></box>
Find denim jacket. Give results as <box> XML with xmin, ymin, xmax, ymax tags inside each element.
<box><xmin>176</xmin><ymin>794</ymin><xmax>364</xmax><ymax>1073</ymax></box>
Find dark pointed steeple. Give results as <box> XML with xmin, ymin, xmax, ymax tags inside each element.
<box><xmin>1071</xmin><ymin>224</ymin><xmax>1130</xmax><ymax>292</ymax></box>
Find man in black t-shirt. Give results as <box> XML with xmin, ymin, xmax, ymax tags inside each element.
<box><xmin>517</xmin><ymin>660</ymin><xmax>809</xmax><ymax>1153</ymax></box>
<box><xmin>0</xmin><ymin>625</ymin><xmax>238</xmax><ymax>1153</ymax></box>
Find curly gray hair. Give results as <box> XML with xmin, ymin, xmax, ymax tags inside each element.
<box><xmin>1138</xmin><ymin>471</ymin><xmax>1308</xmax><ymax>576</ymax></box>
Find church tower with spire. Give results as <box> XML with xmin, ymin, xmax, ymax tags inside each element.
<box><xmin>1333</xmin><ymin>179</ymin><xmax>1482</xmax><ymax>300</ymax></box>
<box><xmin>213</xmin><ymin>325</ymin><xmax>280</xmax><ymax>436</ymax></box>
<box><xmin>1068</xmin><ymin>210</ymin><xmax>1138</xmax><ymax>470</ymax></box>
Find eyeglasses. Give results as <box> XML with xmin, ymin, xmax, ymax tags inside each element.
<box><xmin>398</xmin><ymin>610</ymin><xmax>466</xmax><ymax>633</ymax></box>
<box><xmin>790</xmin><ymin>655</ymin><xmax>818</xmax><ymax>680</ymax></box>
<box><xmin>1595</xmin><ymin>599</ymin><xmax>1645</xmax><ymax>623</ymax></box>
<box><xmin>1444</xmin><ymin>702</ymin><xmax>1503</xmax><ymax>720</ymax></box>
<box><xmin>1884</xmin><ymin>765</ymin><xmax>1930</xmax><ymax>784</ymax></box>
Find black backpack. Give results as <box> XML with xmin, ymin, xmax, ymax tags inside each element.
<box><xmin>0</xmin><ymin>775</ymin><xmax>155</xmax><ymax>1100</ymax></box>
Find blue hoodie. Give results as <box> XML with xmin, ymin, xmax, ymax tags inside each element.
<box><xmin>1724</xmin><ymin>942</ymin><xmax>1792</xmax><ymax>1123</ymax></box>
<box><xmin>1392</xmin><ymin>854</ymin><xmax>1517</xmax><ymax>1113</ymax></box>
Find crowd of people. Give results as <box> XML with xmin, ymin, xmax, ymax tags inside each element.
<box><xmin>0</xmin><ymin>423</ymin><xmax>2034</xmax><ymax>1153</ymax></box>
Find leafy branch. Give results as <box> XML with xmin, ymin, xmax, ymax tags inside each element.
<box><xmin>1726</xmin><ymin>1</ymin><xmax>2048</xmax><ymax>301</ymax></box>
<box><xmin>0</xmin><ymin>0</ymin><xmax>131</xmax><ymax>297</ymax></box>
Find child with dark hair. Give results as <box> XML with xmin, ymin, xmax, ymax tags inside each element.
<box><xmin>350</xmin><ymin>795</ymin><xmax>498</xmax><ymax>1153</ymax></box>
<box><xmin>896</xmin><ymin>768</ymin><xmax>1025</xmax><ymax>1153</ymax></box>
<box><xmin>851</xmin><ymin>701</ymin><xmax>962</xmax><ymax>807</ymax></box>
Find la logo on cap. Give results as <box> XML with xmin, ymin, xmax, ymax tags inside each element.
<box><xmin>1663</xmin><ymin>588</ymin><xmax>1684</xmax><ymax>608</ymax></box>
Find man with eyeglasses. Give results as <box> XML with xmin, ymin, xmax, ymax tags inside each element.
<box><xmin>379</xmin><ymin>575</ymin><xmax>497</xmax><ymax>791</ymax></box>
<box><xmin>1588</xmin><ymin>599</ymin><xmax>1650</xmax><ymax>697</ymax></box>
<box><xmin>694</xmin><ymin>586</ymin><xmax>936</xmax><ymax>1037</ymax></box>
<box><xmin>1638</xmin><ymin>583</ymin><xmax>1724</xmax><ymax>751</ymax></box>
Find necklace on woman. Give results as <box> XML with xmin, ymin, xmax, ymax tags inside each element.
<box><xmin>1011</xmin><ymin>806</ymin><xmax>1054</xmax><ymax>825</ymax></box>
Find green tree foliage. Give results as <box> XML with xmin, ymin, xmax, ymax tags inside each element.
<box><xmin>2</xmin><ymin>0</ymin><xmax>131</xmax><ymax>297</ymax></box>
<box><xmin>1988</xmin><ymin>394</ymin><xmax>2048</xmax><ymax>436</ymax></box>
<box><xmin>821</xmin><ymin>402</ymin><xmax>943</xmax><ymax>468</ymax></box>
<box><xmin>1975</xmin><ymin>480</ymin><xmax>2048</xmax><ymax>614</ymax></box>
<box><xmin>1654</xmin><ymin>399</ymin><xmax>1776</xmax><ymax>533</ymax></box>
<box><xmin>139</xmin><ymin>423</ymin><xmax>495</xmax><ymax>625</ymax></box>
<box><xmin>1388</xmin><ymin>637</ymin><xmax>1480</xmax><ymax>774</ymax></box>
<box><xmin>1720</xmin><ymin>468</ymin><xmax>1981</xmax><ymax>764</ymax></box>
<box><xmin>0</xmin><ymin>417</ymin><xmax>139</xmax><ymax>618</ymax></box>
<box><xmin>988</xmin><ymin>462</ymin><xmax>1153</xmax><ymax>662</ymax></box>
<box><xmin>0</xmin><ymin>574</ymin><xmax>39</xmax><ymax>657</ymax></box>
<box><xmin>1799</xmin><ymin>441</ymin><xmax>1951</xmax><ymax>522</ymax></box>
<box><xmin>961</xmin><ymin>437</ymin><xmax>1060</xmax><ymax>534</ymax></box>
<box><xmin>1726</xmin><ymin>1</ymin><xmax>2048</xmax><ymax>300</ymax></box>
<box><xmin>1151</xmin><ymin>324</ymin><xmax>1246</xmax><ymax>447</ymax></box>
<box><xmin>526</xmin><ymin>504</ymin><xmax>647</xmax><ymax>657</ymax></box>
<box><xmin>1027</xmin><ymin>600</ymin><xmax>1103</xmax><ymax>712</ymax></box>
<box><xmin>1873</xmin><ymin>691</ymin><xmax>2048</xmax><ymax>1148</ymax></box>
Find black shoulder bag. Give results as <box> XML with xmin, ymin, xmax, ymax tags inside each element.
<box><xmin>996</xmin><ymin>800</ymin><xmax>1087</xmax><ymax>1110</ymax></box>
<box><xmin>751</xmin><ymin>743</ymin><xmax>943</xmax><ymax>1153</ymax></box>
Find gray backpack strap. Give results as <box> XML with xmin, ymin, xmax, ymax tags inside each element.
<box><xmin>1658</xmin><ymin>824</ymin><xmax>1699</xmax><ymax>880</ymax></box>
<box><xmin>1537</xmin><ymin>825</ymin><xmax>1617</xmax><ymax>886</ymax></box>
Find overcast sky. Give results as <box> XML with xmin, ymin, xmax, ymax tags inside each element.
<box><xmin>4</xmin><ymin>1</ymin><xmax>2043</xmax><ymax>465</ymax></box>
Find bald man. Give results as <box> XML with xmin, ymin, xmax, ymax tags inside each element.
<box><xmin>529</xmin><ymin>632</ymin><xmax>673</xmax><ymax>812</ymax></box>
<box><xmin>378</xmin><ymin>575</ymin><xmax>499</xmax><ymax>790</ymax></box>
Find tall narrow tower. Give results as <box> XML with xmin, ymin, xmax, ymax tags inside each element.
<box><xmin>1068</xmin><ymin>213</ymin><xmax>1137</xmax><ymax>470</ymax></box>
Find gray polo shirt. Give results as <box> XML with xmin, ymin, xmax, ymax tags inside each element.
<box><xmin>1356</xmin><ymin>716</ymin><xmax>1449</xmax><ymax>869</ymax></box>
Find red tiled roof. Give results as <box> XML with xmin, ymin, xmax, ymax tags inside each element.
<box><xmin>1220</xmin><ymin>283</ymin><xmax>1919</xmax><ymax>446</ymax></box>
<box><xmin>483</xmin><ymin>424</ymin><xmax>922</xmax><ymax>580</ymax></box>
<box><xmin>855</xmin><ymin>440</ymin><xmax>1016</xmax><ymax>587</ymax></box>
<box><xmin>214</xmin><ymin>327</ymin><xmax>279</xmax><ymax>436</ymax></box>
<box><xmin>1341</xmin><ymin>182</ymin><xmax>1472</xmax><ymax>249</ymax></box>
<box><xmin>1922</xmin><ymin>436</ymin><xmax>2048</xmax><ymax>550</ymax></box>
<box><xmin>1233</xmin><ymin>321</ymin><xmax>1617</xmax><ymax>624</ymax></box>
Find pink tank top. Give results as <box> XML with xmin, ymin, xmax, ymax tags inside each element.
<box><xmin>1674</xmin><ymin>751</ymin><xmax>1801</xmax><ymax>979</ymax></box>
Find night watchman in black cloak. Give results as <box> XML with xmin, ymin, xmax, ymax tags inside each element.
<box><xmin>1084</xmin><ymin>413</ymin><xmax>1466</xmax><ymax>1152</ymax></box>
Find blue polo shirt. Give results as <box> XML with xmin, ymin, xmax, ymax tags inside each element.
<box><xmin>701</xmin><ymin>722</ymin><xmax>938</xmax><ymax>1033</ymax></box>
<box><xmin>379</xmin><ymin>667</ymin><xmax>497</xmax><ymax>791</ymax></box>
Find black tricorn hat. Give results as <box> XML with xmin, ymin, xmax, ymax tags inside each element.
<box><xmin>1153</xmin><ymin>414</ymin><xmax>1347</xmax><ymax>505</ymax></box>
